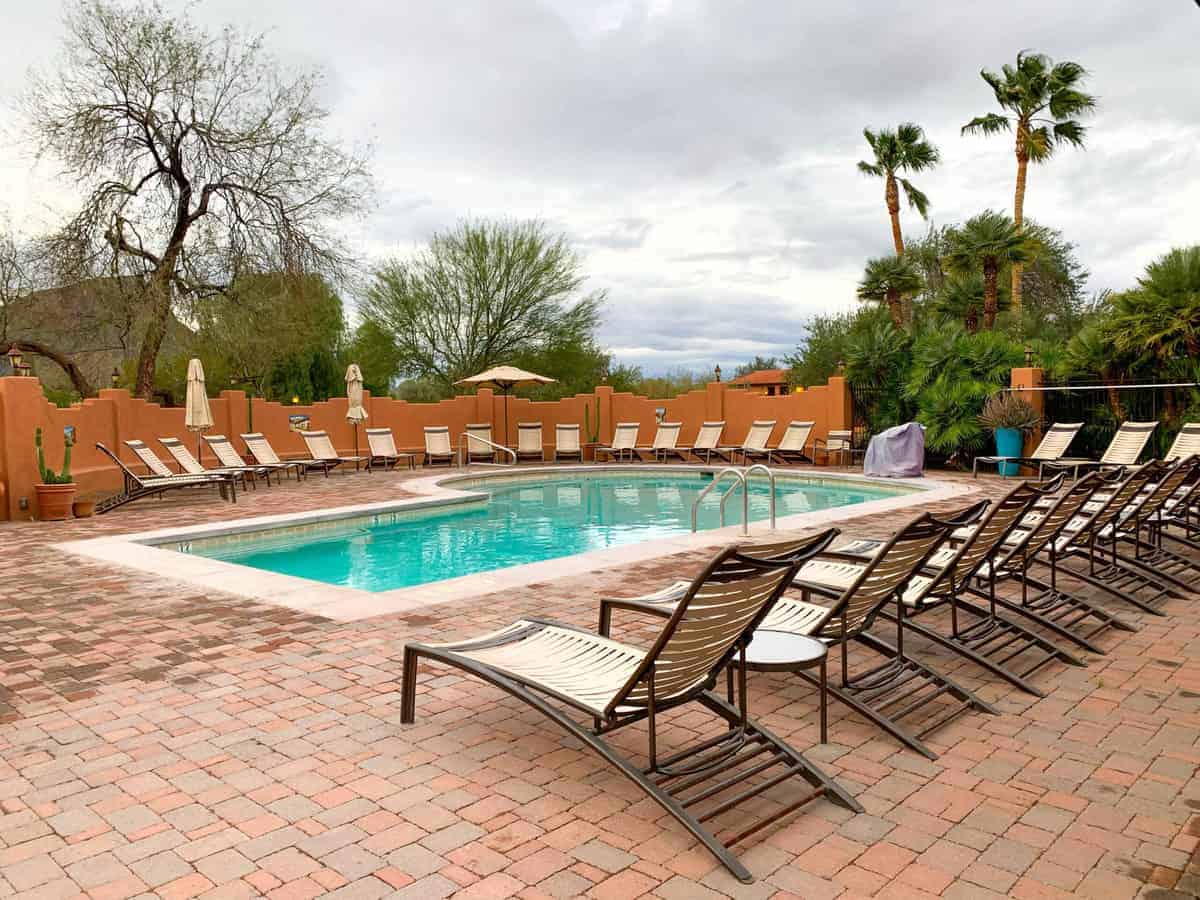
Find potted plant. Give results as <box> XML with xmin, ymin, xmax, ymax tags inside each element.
<box><xmin>72</xmin><ymin>495</ymin><xmax>97</xmax><ymax>518</ymax></box>
<box><xmin>583</xmin><ymin>396</ymin><xmax>602</xmax><ymax>462</ymax></box>
<box><xmin>978</xmin><ymin>394</ymin><xmax>1040</xmax><ymax>476</ymax></box>
<box><xmin>34</xmin><ymin>427</ymin><xmax>76</xmax><ymax>520</ymax></box>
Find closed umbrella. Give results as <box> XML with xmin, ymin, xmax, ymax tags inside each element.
<box><xmin>345</xmin><ymin>363</ymin><xmax>368</xmax><ymax>456</ymax></box>
<box><xmin>454</xmin><ymin>365</ymin><xmax>555</xmax><ymax>450</ymax></box>
<box><xmin>184</xmin><ymin>358</ymin><xmax>214</xmax><ymax>461</ymax></box>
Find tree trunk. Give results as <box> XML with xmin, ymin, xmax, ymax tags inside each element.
<box><xmin>982</xmin><ymin>261</ymin><xmax>999</xmax><ymax>330</ymax></box>
<box><xmin>886</xmin><ymin>173</ymin><xmax>904</xmax><ymax>255</ymax></box>
<box><xmin>1011</xmin><ymin>129</ymin><xmax>1029</xmax><ymax>311</ymax></box>
<box><xmin>12</xmin><ymin>339</ymin><xmax>96</xmax><ymax>397</ymax></box>
<box><xmin>964</xmin><ymin>307</ymin><xmax>979</xmax><ymax>334</ymax></box>
<box><xmin>885</xmin><ymin>287</ymin><xmax>904</xmax><ymax>329</ymax></box>
<box><xmin>133</xmin><ymin>273</ymin><xmax>174</xmax><ymax>399</ymax></box>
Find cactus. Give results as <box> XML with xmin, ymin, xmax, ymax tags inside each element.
<box><xmin>584</xmin><ymin>395</ymin><xmax>600</xmax><ymax>443</ymax></box>
<box><xmin>35</xmin><ymin>427</ymin><xmax>74</xmax><ymax>484</ymax></box>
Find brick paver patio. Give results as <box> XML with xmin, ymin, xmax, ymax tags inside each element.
<box><xmin>1</xmin><ymin>467</ymin><xmax>1198</xmax><ymax>899</ymax></box>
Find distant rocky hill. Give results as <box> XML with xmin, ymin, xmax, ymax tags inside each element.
<box><xmin>3</xmin><ymin>277</ymin><xmax>192</xmax><ymax>398</ymax></box>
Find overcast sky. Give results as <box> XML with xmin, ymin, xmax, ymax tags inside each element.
<box><xmin>1</xmin><ymin>1</ymin><xmax>1198</xmax><ymax>374</ymax></box>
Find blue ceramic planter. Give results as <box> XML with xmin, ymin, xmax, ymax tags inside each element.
<box><xmin>994</xmin><ymin>427</ymin><xmax>1023</xmax><ymax>476</ymax></box>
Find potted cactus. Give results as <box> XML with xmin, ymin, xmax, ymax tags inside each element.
<box><xmin>34</xmin><ymin>427</ymin><xmax>76</xmax><ymax>520</ymax></box>
<box><xmin>583</xmin><ymin>395</ymin><xmax>602</xmax><ymax>462</ymax></box>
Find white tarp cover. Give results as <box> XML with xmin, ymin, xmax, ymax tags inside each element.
<box><xmin>863</xmin><ymin>422</ymin><xmax>926</xmax><ymax>478</ymax></box>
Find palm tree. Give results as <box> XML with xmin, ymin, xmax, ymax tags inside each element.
<box><xmin>933</xmin><ymin>274</ymin><xmax>1010</xmax><ymax>334</ymax></box>
<box><xmin>1111</xmin><ymin>246</ymin><xmax>1200</xmax><ymax>360</ymax></box>
<box><xmin>857</xmin><ymin>254</ymin><xmax>923</xmax><ymax>329</ymax></box>
<box><xmin>942</xmin><ymin>211</ymin><xmax>1031</xmax><ymax>330</ymax></box>
<box><xmin>962</xmin><ymin>51</ymin><xmax>1096</xmax><ymax>310</ymax></box>
<box><xmin>857</xmin><ymin>124</ymin><xmax>940</xmax><ymax>255</ymax></box>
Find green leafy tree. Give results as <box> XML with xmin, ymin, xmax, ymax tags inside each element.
<box><xmin>785</xmin><ymin>311</ymin><xmax>856</xmax><ymax>387</ymax></box>
<box><xmin>962</xmin><ymin>51</ymin><xmax>1096</xmax><ymax>309</ymax></box>
<box><xmin>361</xmin><ymin>219</ymin><xmax>603</xmax><ymax>392</ymax></box>
<box><xmin>843</xmin><ymin>307</ymin><xmax>913</xmax><ymax>431</ymax></box>
<box><xmin>732</xmin><ymin>356</ymin><xmax>780</xmax><ymax>378</ymax></box>
<box><xmin>346</xmin><ymin>320</ymin><xmax>402</xmax><ymax>396</ymax></box>
<box><xmin>857</xmin><ymin>124</ymin><xmax>940</xmax><ymax>255</ymax></box>
<box><xmin>943</xmin><ymin>211</ymin><xmax>1032</xmax><ymax>330</ymax></box>
<box><xmin>1110</xmin><ymin>246</ymin><xmax>1200</xmax><ymax>362</ymax></box>
<box><xmin>857</xmin><ymin>255</ymin><xmax>923</xmax><ymax>329</ymax></box>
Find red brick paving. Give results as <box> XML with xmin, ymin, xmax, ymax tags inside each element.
<box><xmin>1</xmin><ymin>466</ymin><xmax>1199</xmax><ymax>898</ymax></box>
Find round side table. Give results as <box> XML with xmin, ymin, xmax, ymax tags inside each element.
<box><xmin>739</xmin><ymin>630</ymin><xmax>829</xmax><ymax>743</ymax></box>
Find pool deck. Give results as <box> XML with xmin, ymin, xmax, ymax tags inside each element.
<box><xmin>1</xmin><ymin>464</ymin><xmax>1198</xmax><ymax>899</ymax></box>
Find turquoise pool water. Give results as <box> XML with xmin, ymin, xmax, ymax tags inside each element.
<box><xmin>179</xmin><ymin>472</ymin><xmax>906</xmax><ymax>592</ymax></box>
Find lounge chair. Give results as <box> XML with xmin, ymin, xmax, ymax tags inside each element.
<box><xmin>813</xmin><ymin>429</ymin><xmax>860</xmax><ymax>467</ymax></box>
<box><xmin>836</xmin><ymin>484</ymin><xmax>1085</xmax><ymax>696</ymax></box>
<box><xmin>365</xmin><ymin>428</ymin><xmax>417</xmax><ymax>471</ymax></box>
<box><xmin>637</xmin><ymin>422</ymin><xmax>685</xmax><ymax>462</ymax></box>
<box><xmin>1043</xmin><ymin>420</ymin><xmax>1157</xmax><ymax>479</ymax></box>
<box><xmin>95</xmin><ymin>442</ymin><xmax>236</xmax><ymax>513</ymax></box>
<box><xmin>300</xmin><ymin>430</ymin><xmax>367</xmax><ymax>473</ymax></box>
<box><xmin>158</xmin><ymin>436</ymin><xmax>263</xmax><ymax>489</ymax></box>
<box><xmin>715</xmin><ymin>420</ymin><xmax>775</xmax><ymax>465</ymax></box>
<box><xmin>401</xmin><ymin>543</ymin><xmax>861</xmax><ymax>884</ymax></box>
<box><xmin>464</xmin><ymin>423</ymin><xmax>498</xmax><ymax>464</ymax></box>
<box><xmin>600</xmin><ymin>515</ymin><xmax>996</xmax><ymax>759</ymax></box>
<box><xmin>241</xmin><ymin>432</ymin><xmax>329</xmax><ymax>478</ymax></box>
<box><xmin>770</xmin><ymin>421</ymin><xmax>815</xmax><ymax>465</ymax></box>
<box><xmin>205</xmin><ymin>434</ymin><xmax>297</xmax><ymax>483</ymax></box>
<box><xmin>685</xmin><ymin>421</ymin><xmax>725</xmax><ymax>463</ymax></box>
<box><xmin>422</xmin><ymin>426</ymin><xmax>455</xmax><ymax>467</ymax></box>
<box><xmin>516</xmin><ymin>422</ymin><xmax>544</xmax><ymax>462</ymax></box>
<box><xmin>595</xmin><ymin>422</ymin><xmax>639</xmax><ymax>462</ymax></box>
<box><xmin>1164</xmin><ymin>423</ymin><xmax>1200</xmax><ymax>462</ymax></box>
<box><xmin>553</xmin><ymin>423</ymin><xmax>583</xmax><ymax>462</ymax></box>
<box><xmin>973</xmin><ymin>422</ymin><xmax>1083</xmax><ymax>478</ymax></box>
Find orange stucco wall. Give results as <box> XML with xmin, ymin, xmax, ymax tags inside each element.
<box><xmin>0</xmin><ymin>375</ymin><xmax>852</xmax><ymax>521</ymax></box>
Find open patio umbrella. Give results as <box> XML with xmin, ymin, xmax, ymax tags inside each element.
<box><xmin>345</xmin><ymin>363</ymin><xmax>368</xmax><ymax>456</ymax></box>
<box><xmin>184</xmin><ymin>358</ymin><xmax>214</xmax><ymax>462</ymax></box>
<box><xmin>455</xmin><ymin>365</ymin><xmax>555</xmax><ymax>450</ymax></box>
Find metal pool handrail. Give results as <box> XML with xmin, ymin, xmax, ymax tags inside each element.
<box><xmin>692</xmin><ymin>467</ymin><xmax>749</xmax><ymax>536</ymax></box>
<box><xmin>458</xmin><ymin>433</ymin><xmax>518</xmax><ymax>467</ymax></box>
<box><xmin>743</xmin><ymin>464</ymin><xmax>777</xmax><ymax>531</ymax></box>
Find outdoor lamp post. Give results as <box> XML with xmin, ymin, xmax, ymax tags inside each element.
<box><xmin>6</xmin><ymin>345</ymin><xmax>24</xmax><ymax>376</ymax></box>
<box><xmin>1024</xmin><ymin>345</ymin><xmax>1035</xmax><ymax>366</ymax></box>
<box><xmin>110</xmin><ymin>367</ymin><xmax>120</xmax><ymax>387</ymax></box>
<box><xmin>714</xmin><ymin>364</ymin><xmax>722</xmax><ymax>382</ymax></box>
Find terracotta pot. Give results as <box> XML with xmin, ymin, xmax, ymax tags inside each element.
<box><xmin>583</xmin><ymin>441</ymin><xmax>602</xmax><ymax>462</ymax></box>
<box><xmin>72</xmin><ymin>497</ymin><xmax>97</xmax><ymax>518</ymax></box>
<box><xmin>35</xmin><ymin>483</ymin><xmax>77</xmax><ymax>521</ymax></box>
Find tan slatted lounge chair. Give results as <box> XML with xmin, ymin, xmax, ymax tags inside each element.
<box><xmin>465</xmin><ymin>423</ymin><xmax>497</xmax><ymax>464</ymax></box>
<box><xmin>1165</xmin><ymin>423</ymin><xmax>1200</xmax><ymax>462</ymax></box>
<box><xmin>637</xmin><ymin>422</ymin><xmax>684</xmax><ymax>462</ymax></box>
<box><xmin>205</xmin><ymin>434</ymin><xmax>292</xmax><ymax>484</ymax></box>
<box><xmin>595</xmin><ymin>422</ymin><xmax>639</xmax><ymax>462</ymax></box>
<box><xmin>600</xmin><ymin>514</ymin><xmax>996</xmax><ymax>759</ymax></box>
<box><xmin>241</xmin><ymin>432</ymin><xmax>327</xmax><ymax>478</ymax></box>
<box><xmin>771</xmin><ymin>421</ymin><xmax>816</xmax><ymax>465</ymax></box>
<box><xmin>553</xmin><ymin>423</ymin><xmax>583</xmax><ymax>462</ymax></box>
<box><xmin>973</xmin><ymin>422</ymin><xmax>1082</xmax><ymax>478</ymax></box>
<box><xmin>301</xmin><ymin>430</ymin><xmax>367</xmax><ymax>473</ymax></box>
<box><xmin>158</xmin><ymin>436</ymin><xmax>261</xmax><ymax>490</ymax></box>
<box><xmin>95</xmin><ymin>442</ymin><xmax>236</xmax><ymax>513</ymax></box>
<box><xmin>423</xmin><ymin>426</ymin><xmax>455</xmax><ymax>467</ymax></box>
<box><xmin>365</xmin><ymin>428</ymin><xmax>417</xmax><ymax>471</ymax></box>
<box><xmin>686</xmin><ymin>421</ymin><xmax>725</xmax><ymax>463</ymax></box>
<box><xmin>1043</xmin><ymin>421</ymin><xmax>1157</xmax><ymax>479</ymax></box>
<box><xmin>402</xmin><ymin>544</ymin><xmax>861</xmax><ymax>884</ymax></box>
<box><xmin>715</xmin><ymin>420</ymin><xmax>775</xmax><ymax>465</ymax></box>
<box><xmin>516</xmin><ymin>422</ymin><xmax>544</xmax><ymax>462</ymax></box>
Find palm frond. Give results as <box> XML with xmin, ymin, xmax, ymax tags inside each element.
<box><xmin>1051</xmin><ymin>119</ymin><xmax>1087</xmax><ymax>149</ymax></box>
<box><xmin>961</xmin><ymin>113</ymin><xmax>1010</xmax><ymax>136</ymax></box>
<box><xmin>857</xmin><ymin>160</ymin><xmax>884</xmax><ymax>177</ymax></box>
<box><xmin>899</xmin><ymin>178</ymin><xmax>930</xmax><ymax>218</ymax></box>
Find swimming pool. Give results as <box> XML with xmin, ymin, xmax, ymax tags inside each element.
<box><xmin>175</xmin><ymin>470</ymin><xmax>908</xmax><ymax>592</ymax></box>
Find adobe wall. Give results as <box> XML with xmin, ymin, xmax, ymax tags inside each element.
<box><xmin>0</xmin><ymin>375</ymin><xmax>851</xmax><ymax>520</ymax></box>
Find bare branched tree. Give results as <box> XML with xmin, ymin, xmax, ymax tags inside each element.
<box><xmin>23</xmin><ymin>0</ymin><xmax>372</xmax><ymax>397</ymax></box>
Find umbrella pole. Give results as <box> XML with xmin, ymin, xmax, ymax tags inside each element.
<box><xmin>354</xmin><ymin>422</ymin><xmax>359</xmax><ymax>458</ymax></box>
<box><xmin>504</xmin><ymin>390</ymin><xmax>510</xmax><ymax>455</ymax></box>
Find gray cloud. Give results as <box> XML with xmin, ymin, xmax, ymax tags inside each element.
<box><xmin>1</xmin><ymin>0</ymin><xmax>1198</xmax><ymax>373</ymax></box>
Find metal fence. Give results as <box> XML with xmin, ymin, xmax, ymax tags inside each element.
<box><xmin>1037</xmin><ymin>379</ymin><xmax>1199</xmax><ymax>459</ymax></box>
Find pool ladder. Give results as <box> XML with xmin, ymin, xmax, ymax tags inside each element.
<box><xmin>457</xmin><ymin>434</ymin><xmax>518</xmax><ymax>467</ymax></box>
<box><xmin>690</xmin><ymin>464</ymin><xmax>777</xmax><ymax>536</ymax></box>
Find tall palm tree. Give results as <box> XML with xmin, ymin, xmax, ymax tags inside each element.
<box><xmin>933</xmin><ymin>273</ymin><xmax>1010</xmax><ymax>334</ymax></box>
<box><xmin>857</xmin><ymin>254</ymin><xmax>923</xmax><ymax>329</ymax></box>
<box><xmin>857</xmin><ymin>124</ymin><xmax>940</xmax><ymax>255</ymax></box>
<box><xmin>962</xmin><ymin>51</ymin><xmax>1096</xmax><ymax>310</ymax></box>
<box><xmin>942</xmin><ymin>211</ymin><xmax>1031</xmax><ymax>331</ymax></box>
